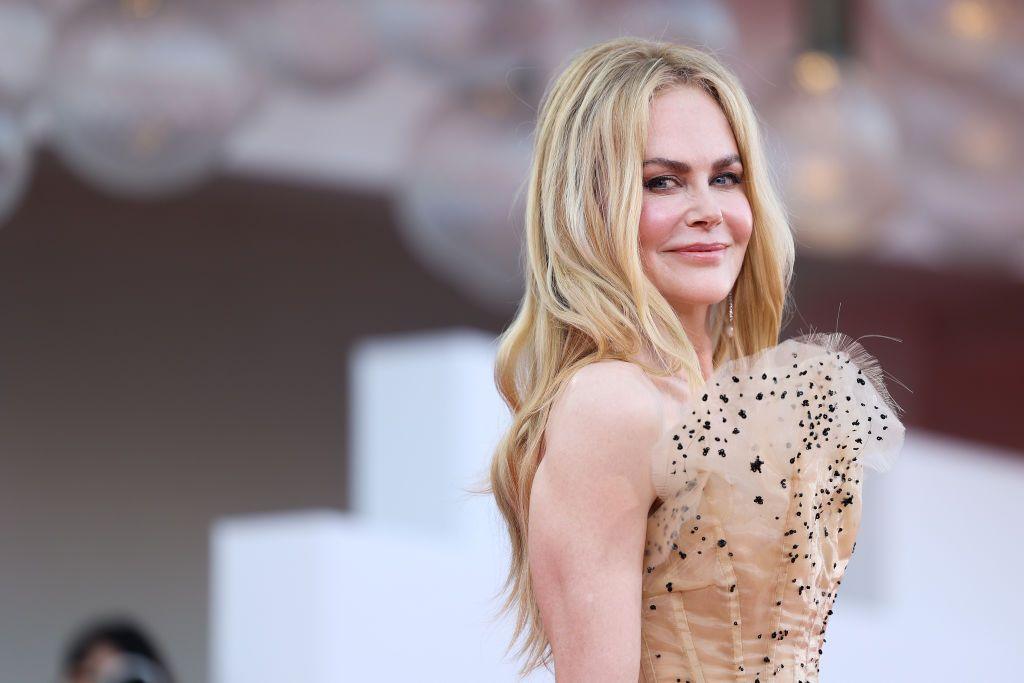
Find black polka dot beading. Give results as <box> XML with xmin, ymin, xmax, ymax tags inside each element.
<box><xmin>639</xmin><ymin>332</ymin><xmax>906</xmax><ymax>683</ymax></box>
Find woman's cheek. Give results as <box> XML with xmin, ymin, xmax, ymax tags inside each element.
<box><xmin>637</xmin><ymin>213</ymin><xmax>661</xmax><ymax>260</ymax></box>
<box><xmin>725</xmin><ymin>199</ymin><xmax>754</xmax><ymax>242</ymax></box>
<box><xmin>639</xmin><ymin>202</ymin><xmax>677</xmax><ymax>241</ymax></box>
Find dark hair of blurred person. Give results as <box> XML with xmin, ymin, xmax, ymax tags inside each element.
<box><xmin>61</xmin><ymin>616</ymin><xmax>174</xmax><ymax>683</ymax></box>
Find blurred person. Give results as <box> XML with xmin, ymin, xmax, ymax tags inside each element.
<box><xmin>479</xmin><ymin>38</ymin><xmax>906</xmax><ymax>682</ymax></box>
<box><xmin>60</xmin><ymin>616</ymin><xmax>174</xmax><ymax>683</ymax></box>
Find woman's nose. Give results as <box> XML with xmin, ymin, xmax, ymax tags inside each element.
<box><xmin>684</xmin><ymin>191</ymin><xmax>724</xmax><ymax>229</ymax></box>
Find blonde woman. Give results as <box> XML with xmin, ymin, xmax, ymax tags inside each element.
<box><xmin>480</xmin><ymin>37</ymin><xmax>906</xmax><ymax>682</ymax></box>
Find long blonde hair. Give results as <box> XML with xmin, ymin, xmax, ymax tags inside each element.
<box><xmin>470</xmin><ymin>36</ymin><xmax>795</xmax><ymax>678</ymax></box>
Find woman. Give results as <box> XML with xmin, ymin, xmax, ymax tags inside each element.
<box><xmin>483</xmin><ymin>37</ymin><xmax>906</xmax><ymax>682</ymax></box>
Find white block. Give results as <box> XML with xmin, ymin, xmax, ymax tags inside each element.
<box><xmin>348</xmin><ymin>327</ymin><xmax>509</xmax><ymax>544</ymax></box>
<box><xmin>211</xmin><ymin>510</ymin><xmax>552</xmax><ymax>682</ymax></box>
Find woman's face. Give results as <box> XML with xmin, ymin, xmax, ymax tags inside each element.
<box><xmin>638</xmin><ymin>85</ymin><xmax>752</xmax><ymax>312</ymax></box>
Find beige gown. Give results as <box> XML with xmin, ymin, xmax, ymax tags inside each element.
<box><xmin>640</xmin><ymin>332</ymin><xmax>906</xmax><ymax>683</ymax></box>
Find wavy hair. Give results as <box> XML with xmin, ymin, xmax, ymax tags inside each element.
<box><xmin>468</xmin><ymin>36</ymin><xmax>795</xmax><ymax>678</ymax></box>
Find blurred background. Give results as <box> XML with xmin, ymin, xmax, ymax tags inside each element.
<box><xmin>0</xmin><ymin>0</ymin><xmax>1021</xmax><ymax>681</ymax></box>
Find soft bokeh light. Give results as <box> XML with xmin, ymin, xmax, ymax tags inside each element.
<box><xmin>883</xmin><ymin>70</ymin><xmax>1023</xmax><ymax>257</ymax></box>
<box><xmin>369</xmin><ymin>0</ymin><xmax>540</xmax><ymax>82</ymax></box>
<box><xmin>794</xmin><ymin>51</ymin><xmax>840</xmax><ymax>95</ymax></box>
<box><xmin>228</xmin><ymin>0</ymin><xmax>381</xmax><ymax>94</ymax></box>
<box><xmin>946</xmin><ymin>0</ymin><xmax>997</xmax><ymax>42</ymax></box>
<box><xmin>581</xmin><ymin>0</ymin><xmax>738</xmax><ymax>49</ymax></box>
<box><xmin>766</xmin><ymin>58</ymin><xmax>901</xmax><ymax>255</ymax></box>
<box><xmin>0</xmin><ymin>2</ymin><xmax>53</xmax><ymax>112</ymax></box>
<box><xmin>395</xmin><ymin>82</ymin><xmax>533</xmax><ymax>308</ymax></box>
<box><xmin>542</xmin><ymin>0</ymin><xmax>738</xmax><ymax>87</ymax></box>
<box><xmin>874</xmin><ymin>0</ymin><xmax>1024</xmax><ymax>98</ymax></box>
<box><xmin>46</xmin><ymin>0</ymin><xmax>259</xmax><ymax>197</ymax></box>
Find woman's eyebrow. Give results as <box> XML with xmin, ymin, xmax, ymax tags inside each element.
<box><xmin>642</xmin><ymin>154</ymin><xmax>742</xmax><ymax>173</ymax></box>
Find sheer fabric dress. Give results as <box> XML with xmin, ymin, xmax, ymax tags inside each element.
<box><xmin>640</xmin><ymin>332</ymin><xmax>906</xmax><ymax>683</ymax></box>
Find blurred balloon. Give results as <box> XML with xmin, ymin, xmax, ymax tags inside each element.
<box><xmin>764</xmin><ymin>52</ymin><xmax>901</xmax><ymax>255</ymax></box>
<box><xmin>858</xmin><ymin>3</ymin><xmax>1024</xmax><ymax>274</ymax></box>
<box><xmin>587</xmin><ymin>0</ymin><xmax>737</xmax><ymax>51</ymax></box>
<box><xmin>46</xmin><ymin>0</ymin><xmax>260</xmax><ymax>198</ymax></box>
<box><xmin>541</xmin><ymin>0</ymin><xmax>738</xmax><ymax>74</ymax></box>
<box><xmin>0</xmin><ymin>3</ymin><xmax>53</xmax><ymax>112</ymax></box>
<box><xmin>0</xmin><ymin>112</ymin><xmax>32</xmax><ymax>226</ymax></box>
<box><xmin>228</xmin><ymin>0</ymin><xmax>380</xmax><ymax>93</ymax></box>
<box><xmin>889</xmin><ymin>73</ymin><xmax>1023</xmax><ymax>255</ymax></box>
<box><xmin>526</xmin><ymin>0</ymin><xmax>740</xmax><ymax>113</ymax></box>
<box><xmin>37</xmin><ymin>0</ymin><xmax>89</xmax><ymax>20</ymax></box>
<box><xmin>370</xmin><ymin>0</ymin><xmax>542</xmax><ymax>82</ymax></box>
<box><xmin>873</xmin><ymin>0</ymin><xmax>1024</xmax><ymax>101</ymax></box>
<box><xmin>395</xmin><ymin>83</ymin><xmax>534</xmax><ymax>310</ymax></box>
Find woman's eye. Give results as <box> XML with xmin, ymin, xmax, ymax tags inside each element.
<box><xmin>713</xmin><ymin>172</ymin><xmax>742</xmax><ymax>186</ymax></box>
<box><xmin>646</xmin><ymin>173</ymin><xmax>742</xmax><ymax>191</ymax></box>
<box><xmin>644</xmin><ymin>176</ymin><xmax>678</xmax><ymax>191</ymax></box>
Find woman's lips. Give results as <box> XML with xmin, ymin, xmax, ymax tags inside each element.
<box><xmin>669</xmin><ymin>244</ymin><xmax>727</xmax><ymax>262</ymax></box>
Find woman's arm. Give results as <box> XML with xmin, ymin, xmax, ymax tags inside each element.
<box><xmin>528</xmin><ymin>361</ymin><xmax>662</xmax><ymax>682</ymax></box>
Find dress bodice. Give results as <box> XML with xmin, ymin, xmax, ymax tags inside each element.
<box><xmin>640</xmin><ymin>332</ymin><xmax>906</xmax><ymax>682</ymax></box>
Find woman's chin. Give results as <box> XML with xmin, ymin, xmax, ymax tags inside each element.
<box><xmin>663</xmin><ymin>292</ymin><xmax>732</xmax><ymax>308</ymax></box>
<box><xmin>657</xmin><ymin>277</ymin><xmax>735</xmax><ymax>305</ymax></box>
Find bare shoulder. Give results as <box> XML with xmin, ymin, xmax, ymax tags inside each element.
<box><xmin>540</xmin><ymin>360</ymin><xmax>665</xmax><ymax>494</ymax></box>
<box><xmin>549</xmin><ymin>359</ymin><xmax>664</xmax><ymax>440</ymax></box>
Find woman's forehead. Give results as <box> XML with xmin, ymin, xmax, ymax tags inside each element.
<box><xmin>646</xmin><ymin>87</ymin><xmax>738</xmax><ymax>160</ymax></box>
